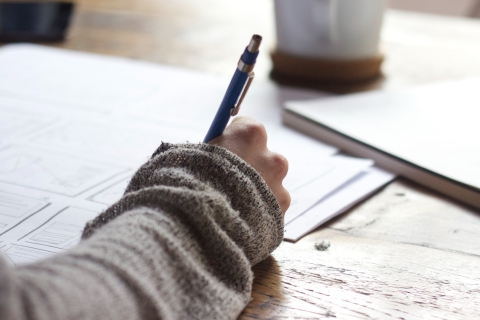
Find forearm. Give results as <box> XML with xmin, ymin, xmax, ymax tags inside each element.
<box><xmin>7</xmin><ymin>207</ymin><xmax>251</xmax><ymax>319</ymax></box>
<box><xmin>1</xmin><ymin>143</ymin><xmax>283</xmax><ymax>320</ymax></box>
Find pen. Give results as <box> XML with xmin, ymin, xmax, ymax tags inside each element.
<box><xmin>203</xmin><ymin>34</ymin><xmax>262</xmax><ymax>143</ymax></box>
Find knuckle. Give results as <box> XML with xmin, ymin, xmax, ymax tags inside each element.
<box><xmin>270</xmin><ymin>152</ymin><xmax>289</xmax><ymax>177</ymax></box>
<box><xmin>237</xmin><ymin>122</ymin><xmax>267</xmax><ymax>145</ymax></box>
<box><xmin>279</xmin><ymin>188</ymin><xmax>291</xmax><ymax>211</ymax></box>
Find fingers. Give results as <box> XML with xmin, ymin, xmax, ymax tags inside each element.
<box><xmin>208</xmin><ymin>116</ymin><xmax>291</xmax><ymax>214</ymax></box>
<box><xmin>218</xmin><ymin>116</ymin><xmax>268</xmax><ymax>152</ymax></box>
<box><xmin>271</xmin><ymin>185</ymin><xmax>291</xmax><ymax>215</ymax></box>
<box><xmin>259</xmin><ymin>151</ymin><xmax>290</xmax><ymax>213</ymax></box>
<box><xmin>265</xmin><ymin>151</ymin><xmax>289</xmax><ymax>182</ymax></box>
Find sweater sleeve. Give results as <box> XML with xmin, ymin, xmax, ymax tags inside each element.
<box><xmin>0</xmin><ymin>143</ymin><xmax>284</xmax><ymax>320</ymax></box>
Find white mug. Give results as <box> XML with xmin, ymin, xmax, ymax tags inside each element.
<box><xmin>274</xmin><ymin>0</ymin><xmax>387</xmax><ymax>60</ymax></box>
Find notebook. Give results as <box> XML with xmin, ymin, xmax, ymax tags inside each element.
<box><xmin>283</xmin><ymin>77</ymin><xmax>480</xmax><ymax>210</ymax></box>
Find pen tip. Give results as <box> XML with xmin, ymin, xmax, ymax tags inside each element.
<box><xmin>247</xmin><ymin>34</ymin><xmax>262</xmax><ymax>53</ymax></box>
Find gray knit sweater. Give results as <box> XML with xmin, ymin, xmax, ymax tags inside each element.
<box><xmin>0</xmin><ymin>143</ymin><xmax>284</xmax><ymax>320</ymax></box>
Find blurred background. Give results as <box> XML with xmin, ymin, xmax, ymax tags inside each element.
<box><xmin>389</xmin><ymin>0</ymin><xmax>480</xmax><ymax>17</ymax></box>
<box><xmin>2</xmin><ymin>0</ymin><xmax>480</xmax><ymax>87</ymax></box>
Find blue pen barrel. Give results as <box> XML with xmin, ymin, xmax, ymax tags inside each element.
<box><xmin>203</xmin><ymin>35</ymin><xmax>262</xmax><ymax>143</ymax></box>
<box><xmin>241</xmin><ymin>46</ymin><xmax>259</xmax><ymax>65</ymax></box>
<box><xmin>203</xmin><ymin>69</ymin><xmax>249</xmax><ymax>143</ymax></box>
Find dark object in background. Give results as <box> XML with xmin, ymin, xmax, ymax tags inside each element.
<box><xmin>0</xmin><ymin>2</ymin><xmax>74</xmax><ymax>42</ymax></box>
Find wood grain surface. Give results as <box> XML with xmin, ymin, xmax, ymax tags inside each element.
<box><xmin>25</xmin><ymin>0</ymin><xmax>480</xmax><ymax>318</ymax></box>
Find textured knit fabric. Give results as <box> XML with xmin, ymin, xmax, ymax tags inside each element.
<box><xmin>0</xmin><ymin>143</ymin><xmax>284</xmax><ymax>320</ymax></box>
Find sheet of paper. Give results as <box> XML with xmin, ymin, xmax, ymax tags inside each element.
<box><xmin>0</xmin><ymin>44</ymin><xmax>392</xmax><ymax>264</ymax></box>
<box><xmin>284</xmin><ymin>167</ymin><xmax>395</xmax><ymax>241</ymax></box>
<box><xmin>0</xmin><ymin>145</ymin><xmax>129</xmax><ymax>196</ymax></box>
<box><xmin>1</xmin><ymin>202</ymin><xmax>102</xmax><ymax>265</ymax></box>
<box><xmin>284</xmin><ymin>155</ymin><xmax>373</xmax><ymax>224</ymax></box>
<box><xmin>0</xmin><ymin>191</ymin><xmax>49</xmax><ymax>232</ymax></box>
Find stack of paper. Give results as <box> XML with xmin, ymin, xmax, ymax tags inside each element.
<box><xmin>0</xmin><ymin>45</ymin><xmax>394</xmax><ymax>265</ymax></box>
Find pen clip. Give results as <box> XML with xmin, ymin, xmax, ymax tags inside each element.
<box><xmin>231</xmin><ymin>71</ymin><xmax>255</xmax><ymax>116</ymax></box>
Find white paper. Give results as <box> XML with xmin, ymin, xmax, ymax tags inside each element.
<box><xmin>284</xmin><ymin>155</ymin><xmax>373</xmax><ymax>224</ymax></box>
<box><xmin>2</xmin><ymin>204</ymin><xmax>100</xmax><ymax>265</ymax></box>
<box><xmin>0</xmin><ymin>192</ymin><xmax>49</xmax><ymax>232</ymax></box>
<box><xmin>284</xmin><ymin>167</ymin><xmax>395</xmax><ymax>241</ymax></box>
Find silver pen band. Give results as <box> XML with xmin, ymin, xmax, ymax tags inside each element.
<box><xmin>237</xmin><ymin>59</ymin><xmax>255</xmax><ymax>73</ymax></box>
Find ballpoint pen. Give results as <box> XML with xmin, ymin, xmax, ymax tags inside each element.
<box><xmin>203</xmin><ymin>34</ymin><xmax>262</xmax><ymax>143</ymax></box>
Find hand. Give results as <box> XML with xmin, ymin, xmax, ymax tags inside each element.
<box><xmin>208</xmin><ymin>116</ymin><xmax>291</xmax><ymax>215</ymax></box>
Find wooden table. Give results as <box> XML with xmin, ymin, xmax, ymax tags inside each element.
<box><xmin>53</xmin><ymin>1</ymin><xmax>480</xmax><ymax>318</ymax></box>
